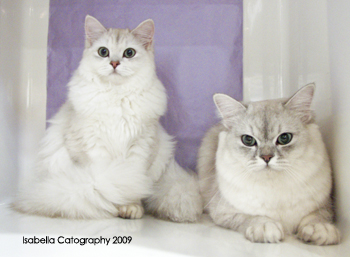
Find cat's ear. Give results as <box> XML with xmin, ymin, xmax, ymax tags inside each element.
<box><xmin>85</xmin><ymin>15</ymin><xmax>107</xmax><ymax>47</ymax></box>
<box><xmin>213</xmin><ymin>94</ymin><xmax>246</xmax><ymax>128</ymax></box>
<box><xmin>132</xmin><ymin>19</ymin><xmax>155</xmax><ymax>50</ymax></box>
<box><xmin>284</xmin><ymin>83</ymin><xmax>315</xmax><ymax>123</ymax></box>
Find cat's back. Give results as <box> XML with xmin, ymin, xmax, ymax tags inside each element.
<box><xmin>197</xmin><ymin>123</ymin><xmax>225</xmax><ymax>208</ymax></box>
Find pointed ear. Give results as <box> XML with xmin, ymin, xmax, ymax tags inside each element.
<box><xmin>284</xmin><ymin>83</ymin><xmax>315</xmax><ymax>123</ymax></box>
<box><xmin>213</xmin><ymin>94</ymin><xmax>246</xmax><ymax>128</ymax></box>
<box><xmin>131</xmin><ymin>19</ymin><xmax>154</xmax><ymax>50</ymax></box>
<box><xmin>85</xmin><ymin>15</ymin><xmax>107</xmax><ymax>47</ymax></box>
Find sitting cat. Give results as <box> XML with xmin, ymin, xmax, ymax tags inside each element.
<box><xmin>197</xmin><ymin>84</ymin><xmax>340</xmax><ymax>245</ymax></box>
<box><xmin>13</xmin><ymin>15</ymin><xmax>202</xmax><ymax>222</ymax></box>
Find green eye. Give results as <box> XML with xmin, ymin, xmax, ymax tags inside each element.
<box><xmin>123</xmin><ymin>48</ymin><xmax>136</xmax><ymax>58</ymax></box>
<box><xmin>98</xmin><ymin>47</ymin><xmax>109</xmax><ymax>57</ymax></box>
<box><xmin>241</xmin><ymin>135</ymin><xmax>257</xmax><ymax>147</ymax></box>
<box><xmin>277</xmin><ymin>133</ymin><xmax>293</xmax><ymax>145</ymax></box>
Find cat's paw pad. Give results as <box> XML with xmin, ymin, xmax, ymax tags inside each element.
<box><xmin>297</xmin><ymin>223</ymin><xmax>340</xmax><ymax>245</ymax></box>
<box><xmin>245</xmin><ymin>221</ymin><xmax>284</xmax><ymax>243</ymax></box>
<box><xmin>118</xmin><ymin>204</ymin><xmax>144</xmax><ymax>219</ymax></box>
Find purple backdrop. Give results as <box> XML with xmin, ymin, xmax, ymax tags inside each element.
<box><xmin>47</xmin><ymin>0</ymin><xmax>243</xmax><ymax>170</ymax></box>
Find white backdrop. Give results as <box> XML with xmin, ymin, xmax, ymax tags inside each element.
<box><xmin>243</xmin><ymin>0</ymin><xmax>332</xmax><ymax>132</ymax></box>
<box><xmin>328</xmin><ymin>0</ymin><xmax>350</xmax><ymax>248</ymax></box>
<box><xmin>0</xmin><ymin>0</ymin><xmax>48</xmax><ymax>201</ymax></box>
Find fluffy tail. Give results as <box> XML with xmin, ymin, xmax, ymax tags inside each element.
<box><xmin>12</xmin><ymin>160</ymin><xmax>152</xmax><ymax>219</ymax></box>
<box><xmin>144</xmin><ymin>158</ymin><xmax>203</xmax><ymax>222</ymax></box>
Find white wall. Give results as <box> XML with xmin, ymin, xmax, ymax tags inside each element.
<box><xmin>0</xmin><ymin>0</ymin><xmax>21</xmax><ymax>201</ymax></box>
<box><xmin>243</xmin><ymin>0</ymin><xmax>332</xmax><ymax>134</ymax></box>
<box><xmin>327</xmin><ymin>0</ymin><xmax>350</xmax><ymax>243</ymax></box>
<box><xmin>0</xmin><ymin>0</ymin><xmax>49</xmax><ymax>202</ymax></box>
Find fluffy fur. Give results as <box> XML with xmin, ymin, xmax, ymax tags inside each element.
<box><xmin>197</xmin><ymin>84</ymin><xmax>340</xmax><ymax>245</ymax></box>
<box><xmin>13</xmin><ymin>15</ymin><xmax>202</xmax><ymax>221</ymax></box>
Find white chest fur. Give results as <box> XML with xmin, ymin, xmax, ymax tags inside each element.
<box><xmin>66</xmin><ymin>76</ymin><xmax>166</xmax><ymax>161</ymax></box>
<box><xmin>216</xmin><ymin>168</ymin><xmax>320</xmax><ymax>233</ymax></box>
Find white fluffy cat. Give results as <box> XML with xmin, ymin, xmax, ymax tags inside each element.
<box><xmin>13</xmin><ymin>15</ymin><xmax>202</xmax><ymax>221</ymax></box>
<box><xmin>198</xmin><ymin>84</ymin><xmax>340</xmax><ymax>245</ymax></box>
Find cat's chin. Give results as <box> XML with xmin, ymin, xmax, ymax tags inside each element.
<box><xmin>107</xmin><ymin>71</ymin><xmax>135</xmax><ymax>82</ymax></box>
<box><xmin>254</xmin><ymin>165</ymin><xmax>281</xmax><ymax>173</ymax></box>
<box><xmin>108</xmin><ymin>70</ymin><xmax>121</xmax><ymax>77</ymax></box>
<box><xmin>100</xmin><ymin>72</ymin><xmax>127</xmax><ymax>84</ymax></box>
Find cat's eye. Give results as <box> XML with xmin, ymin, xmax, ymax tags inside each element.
<box><xmin>277</xmin><ymin>133</ymin><xmax>293</xmax><ymax>145</ymax></box>
<box><xmin>241</xmin><ymin>135</ymin><xmax>257</xmax><ymax>147</ymax></box>
<box><xmin>98</xmin><ymin>47</ymin><xmax>109</xmax><ymax>57</ymax></box>
<box><xmin>123</xmin><ymin>48</ymin><xmax>136</xmax><ymax>58</ymax></box>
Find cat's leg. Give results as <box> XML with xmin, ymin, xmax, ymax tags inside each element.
<box><xmin>208</xmin><ymin>191</ymin><xmax>284</xmax><ymax>243</ymax></box>
<box><xmin>117</xmin><ymin>201</ymin><xmax>144</xmax><ymax>219</ymax></box>
<box><xmin>92</xmin><ymin>158</ymin><xmax>153</xmax><ymax>215</ymax></box>
<box><xmin>244</xmin><ymin>217</ymin><xmax>284</xmax><ymax>243</ymax></box>
<box><xmin>297</xmin><ymin>208</ymin><xmax>340</xmax><ymax>245</ymax></box>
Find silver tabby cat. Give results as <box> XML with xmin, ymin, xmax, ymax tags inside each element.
<box><xmin>197</xmin><ymin>84</ymin><xmax>340</xmax><ymax>245</ymax></box>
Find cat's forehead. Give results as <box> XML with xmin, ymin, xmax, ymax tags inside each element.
<box><xmin>235</xmin><ymin>99</ymin><xmax>300</xmax><ymax>138</ymax></box>
<box><xmin>98</xmin><ymin>28</ymin><xmax>138</xmax><ymax>47</ymax></box>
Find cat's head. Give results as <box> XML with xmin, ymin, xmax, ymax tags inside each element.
<box><xmin>80</xmin><ymin>15</ymin><xmax>155</xmax><ymax>83</ymax></box>
<box><xmin>214</xmin><ymin>84</ymin><xmax>316</xmax><ymax>173</ymax></box>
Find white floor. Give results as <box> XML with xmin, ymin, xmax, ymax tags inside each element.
<box><xmin>0</xmin><ymin>202</ymin><xmax>347</xmax><ymax>257</ymax></box>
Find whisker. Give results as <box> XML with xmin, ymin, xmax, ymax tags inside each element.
<box><xmin>204</xmin><ymin>189</ymin><xmax>220</xmax><ymax>210</ymax></box>
<box><xmin>284</xmin><ymin>166</ymin><xmax>321</xmax><ymax>210</ymax></box>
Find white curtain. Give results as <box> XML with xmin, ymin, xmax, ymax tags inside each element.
<box><xmin>243</xmin><ymin>0</ymin><xmax>331</xmax><ymax>134</ymax></box>
<box><xmin>244</xmin><ymin>0</ymin><xmax>350</xmax><ymax>244</ymax></box>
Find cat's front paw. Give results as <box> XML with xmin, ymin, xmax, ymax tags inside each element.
<box><xmin>297</xmin><ymin>223</ymin><xmax>340</xmax><ymax>245</ymax></box>
<box><xmin>117</xmin><ymin>204</ymin><xmax>144</xmax><ymax>219</ymax></box>
<box><xmin>245</xmin><ymin>221</ymin><xmax>284</xmax><ymax>243</ymax></box>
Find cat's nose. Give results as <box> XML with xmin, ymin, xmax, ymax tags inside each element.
<box><xmin>260</xmin><ymin>155</ymin><xmax>274</xmax><ymax>164</ymax></box>
<box><xmin>110</xmin><ymin>61</ymin><xmax>120</xmax><ymax>69</ymax></box>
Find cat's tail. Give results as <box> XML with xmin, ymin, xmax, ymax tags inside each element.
<box><xmin>12</xmin><ymin>159</ymin><xmax>152</xmax><ymax>219</ymax></box>
<box><xmin>144</xmin><ymin>158</ymin><xmax>203</xmax><ymax>222</ymax></box>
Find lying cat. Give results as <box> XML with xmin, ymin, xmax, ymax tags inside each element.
<box><xmin>13</xmin><ymin>15</ymin><xmax>202</xmax><ymax>222</ymax></box>
<box><xmin>198</xmin><ymin>84</ymin><xmax>340</xmax><ymax>245</ymax></box>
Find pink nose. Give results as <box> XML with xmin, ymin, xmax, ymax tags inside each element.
<box><xmin>260</xmin><ymin>155</ymin><xmax>274</xmax><ymax>164</ymax></box>
<box><xmin>110</xmin><ymin>61</ymin><xmax>120</xmax><ymax>69</ymax></box>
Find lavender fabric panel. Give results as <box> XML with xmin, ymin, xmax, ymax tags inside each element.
<box><xmin>47</xmin><ymin>0</ymin><xmax>243</xmax><ymax>170</ymax></box>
